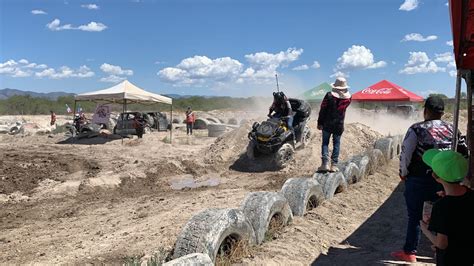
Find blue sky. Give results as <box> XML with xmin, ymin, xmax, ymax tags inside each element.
<box><xmin>0</xmin><ymin>0</ymin><xmax>458</xmax><ymax>97</ymax></box>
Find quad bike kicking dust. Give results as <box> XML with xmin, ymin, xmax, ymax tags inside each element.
<box><xmin>247</xmin><ymin>93</ymin><xmax>312</xmax><ymax>168</ymax></box>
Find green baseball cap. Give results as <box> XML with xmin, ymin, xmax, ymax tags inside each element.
<box><xmin>422</xmin><ymin>149</ymin><xmax>468</xmax><ymax>183</ymax></box>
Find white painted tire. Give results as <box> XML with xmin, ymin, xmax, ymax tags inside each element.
<box><xmin>340</xmin><ymin>162</ymin><xmax>360</xmax><ymax>185</ymax></box>
<box><xmin>280</xmin><ymin>177</ymin><xmax>325</xmax><ymax>216</ymax></box>
<box><xmin>369</xmin><ymin>149</ymin><xmax>385</xmax><ymax>174</ymax></box>
<box><xmin>313</xmin><ymin>172</ymin><xmax>348</xmax><ymax>200</ymax></box>
<box><xmin>163</xmin><ymin>253</ymin><xmax>213</xmax><ymax>266</ymax></box>
<box><xmin>241</xmin><ymin>191</ymin><xmax>293</xmax><ymax>244</ymax></box>
<box><xmin>173</xmin><ymin>208</ymin><xmax>256</xmax><ymax>262</ymax></box>
<box><xmin>349</xmin><ymin>155</ymin><xmax>371</xmax><ymax>181</ymax></box>
<box><xmin>374</xmin><ymin>138</ymin><xmax>394</xmax><ymax>161</ymax></box>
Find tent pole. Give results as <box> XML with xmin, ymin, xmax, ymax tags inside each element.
<box><xmin>452</xmin><ymin>70</ymin><xmax>463</xmax><ymax>151</ymax></box>
<box><xmin>170</xmin><ymin>104</ymin><xmax>173</xmax><ymax>145</ymax></box>
<box><xmin>73</xmin><ymin>100</ymin><xmax>77</xmax><ymax>119</ymax></box>
<box><xmin>121</xmin><ymin>99</ymin><xmax>126</xmax><ymax>145</ymax></box>
<box><xmin>73</xmin><ymin>100</ymin><xmax>77</xmax><ymax>137</ymax></box>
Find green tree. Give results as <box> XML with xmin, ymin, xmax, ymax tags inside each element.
<box><xmin>428</xmin><ymin>93</ymin><xmax>449</xmax><ymax>99</ymax></box>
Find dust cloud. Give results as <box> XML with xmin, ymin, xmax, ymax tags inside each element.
<box><xmin>345</xmin><ymin>106</ymin><xmax>421</xmax><ymax>136</ymax></box>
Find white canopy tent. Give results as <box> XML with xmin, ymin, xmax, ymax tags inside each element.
<box><xmin>74</xmin><ymin>80</ymin><xmax>173</xmax><ymax>142</ymax></box>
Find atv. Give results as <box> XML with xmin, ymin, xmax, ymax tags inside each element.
<box><xmin>246</xmin><ymin>98</ymin><xmax>312</xmax><ymax>168</ymax></box>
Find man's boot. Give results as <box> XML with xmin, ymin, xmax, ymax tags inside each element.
<box><xmin>330</xmin><ymin>162</ymin><xmax>339</xmax><ymax>172</ymax></box>
<box><xmin>318</xmin><ymin>159</ymin><xmax>330</xmax><ymax>172</ymax></box>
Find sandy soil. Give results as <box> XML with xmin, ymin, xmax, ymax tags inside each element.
<box><xmin>0</xmin><ymin>109</ymin><xmax>462</xmax><ymax>265</ymax></box>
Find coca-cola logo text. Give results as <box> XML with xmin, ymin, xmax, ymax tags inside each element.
<box><xmin>361</xmin><ymin>87</ymin><xmax>392</xmax><ymax>95</ymax></box>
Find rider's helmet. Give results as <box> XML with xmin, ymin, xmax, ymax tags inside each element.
<box><xmin>273</xmin><ymin>91</ymin><xmax>284</xmax><ymax>102</ymax></box>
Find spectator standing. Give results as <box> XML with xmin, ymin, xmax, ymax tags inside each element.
<box><xmin>317</xmin><ymin>77</ymin><xmax>352</xmax><ymax>172</ymax></box>
<box><xmin>50</xmin><ymin>110</ymin><xmax>56</xmax><ymax>126</ymax></box>
<box><xmin>133</xmin><ymin>113</ymin><xmax>145</xmax><ymax>139</ymax></box>
<box><xmin>391</xmin><ymin>96</ymin><xmax>468</xmax><ymax>263</ymax></box>
<box><xmin>185</xmin><ymin>107</ymin><xmax>195</xmax><ymax>135</ymax></box>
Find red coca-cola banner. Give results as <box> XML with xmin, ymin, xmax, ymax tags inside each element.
<box><xmin>352</xmin><ymin>80</ymin><xmax>423</xmax><ymax>102</ymax></box>
<box><xmin>361</xmin><ymin>87</ymin><xmax>393</xmax><ymax>95</ymax></box>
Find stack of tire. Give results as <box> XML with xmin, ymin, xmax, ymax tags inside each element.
<box><xmin>162</xmin><ymin>135</ymin><xmax>403</xmax><ymax>265</ymax></box>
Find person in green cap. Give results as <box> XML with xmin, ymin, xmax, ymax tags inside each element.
<box><xmin>419</xmin><ymin>149</ymin><xmax>474</xmax><ymax>266</ymax></box>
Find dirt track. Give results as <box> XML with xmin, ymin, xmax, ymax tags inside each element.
<box><xmin>0</xmin><ymin>110</ymin><xmax>440</xmax><ymax>265</ymax></box>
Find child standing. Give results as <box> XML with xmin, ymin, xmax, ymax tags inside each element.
<box><xmin>421</xmin><ymin>149</ymin><xmax>474</xmax><ymax>266</ymax></box>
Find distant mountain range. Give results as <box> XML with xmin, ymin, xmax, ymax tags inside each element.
<box><xmin>0</xmin><ymin>88</ymin><xmax>226</xmax><ymax>101</ymax></box>
<box><xmin>0</xmin><ymin>88</ymin><xmax>75</xmax><ymax>100</ymax></box>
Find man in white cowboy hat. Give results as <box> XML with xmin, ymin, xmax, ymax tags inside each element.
<box><xmin>317</xmin><ymin>77</ymin><xmax>352</xmax><ymax>172</ymax></box>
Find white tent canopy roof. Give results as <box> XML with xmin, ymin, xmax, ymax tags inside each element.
<box><xmin>75</xmin><ymin>80</ymin><xmax>172</xmax><ymax>105</ymax></box>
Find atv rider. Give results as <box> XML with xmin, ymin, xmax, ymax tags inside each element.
<box><xmin>268</xmin><ymin>91</ymin><xmax>295</xmax><ymax>144</ymax></box>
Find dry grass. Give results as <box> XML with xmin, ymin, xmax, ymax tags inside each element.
<box><xmin>264</xmin><ymin>214</ymin><xmax>285</xmax><ymax>242</ymax></box>
<box><xmin>215</xmin><ymin>236</ymin><xmax>253</xmax><ymax>266</ymax></box>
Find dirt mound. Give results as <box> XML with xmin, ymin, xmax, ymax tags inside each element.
<box><xmin>0</xmin><ymin>150</ymin><xmax>99</xmax><ymax>194</ymax></box>
<box><xmin>343</xmin><ymin>123</ymin><xmax>383</xmax><ymax>151</ymax></box>
<box><xmin>204</xmin><ymin>122</ymin><xmax>252</xmax><ymax>165</ymax></box>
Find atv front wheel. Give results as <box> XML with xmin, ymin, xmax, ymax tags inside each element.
<box><xmin>301</xmin><ymin>125</ymin><xmax>311</xmax><ymax>148</ymax></box>
<box><xmin>275</xmin><ymin>143</ymin><xmax>295</xmax><ymax>168</ymax></box>
<box><xmin>246</xmin><ymin>140</ymin><xmax>257</xmax><ymax>159</ymax></box>
<box><xmin>144</xmin><ymin>126</ymin><xmax>152</xmax><ymax>134</ymax></box>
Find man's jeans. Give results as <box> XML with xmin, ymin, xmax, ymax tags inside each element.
<box><xmin>321</xmin><ymin>130</ymin><xmax>341</xmax><ymax>164</ymax></box>
<box><xmin>287</xmin><ymin>116</ymin><xmax>294</xmax><ymax>132</ymax></box>
<box><xmin>186</xmin><ymin>122</ymin><xmax>193</xmax><ymax>135</ymax></box>
<box><xmin>403</xmin><ymin>176</ymin><xmax>442</xmax><ymax>253</ymax></box>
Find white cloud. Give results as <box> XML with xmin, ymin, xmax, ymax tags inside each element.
<box><xmin>335</xmin><ymin>45</ymin><xmax>386</xmax><ymax>73</ymax></box>
<box><xmin>100</xmin><ymin>75</ymin><xmax>127</xmax><ymax>83</ymax></box>
<box><xmin>100</xmin><ymin>63</ymin><xmax>133</xmax><ymax>76</ymax></box>
<box><xmin>311</xmin><ymin>61</ymin><xmax>321</xmax><ymax>69</ymax></box>
<box><xmin>0</xmin><ymin>60</ymin><xmax>33</xmax><ymax>78</ymax></box>
<box><xmin>245</xmin><ymin>48</ymin><xmax>302</xmax><ymax>69</ymax></box>
<box><xmin>12</xmin><ymin>70</ymin><xmax>31</xmax><ymax>78</ymax></box>
<box><xmin>0</xmin><ymin>59</ymin><xmax>51</xmax><ymax>78</ymax></box>
<box><xmin>158</xmin><ymin>48</ymin><xmax>304</xmax><ymax>86</ymax></box>
<box><xmin>399</xmin><ymin>52</ymin><xmax>445</xmax><ymax>74</ymax></box>
<box><xmin>100</xmin><ymin>63</ymin><xmax>133</xmax><ymax>82</ymax></box>
<box><xmin>399</xmin><ymin>0</ymin><xmax>419</xmax><ymax>11</ymax></box>
<box><xmin>35</xmin><ymin>65</ymin><xmax>94</xmax><ymax>79</ymax></box>
<box><xmin>46</xmin><ymin>18</ymin><xmax>107</xmax><ymax>32</ymax></box>
<box><xmin>434</xmin><ymin>52</ymin><xmax>454</xmax><ymax>63</ymax></box>
<box><xmin>330</xmin><ymin>71</ymin><xmax>349</xmax><ymax>78</ymax></box>
<box><xmin>402</xmin><ymin>33</ymin><xmax>438</xmax><ymax>42</ymax></box>
<box><xmin>292</xmin><ymin>61</ymin><xmax>320</xmax><ymax>71</ymax></box>
<box><xmin>31</xmin><ymin>9</ymin><xmax>47</xmax><ymax>15</ymax></box>
<box><xmin>241</xmin><ymin>48</ymin><xmax>303</xmax><ymax>82</ymax></box>
<box><xmin>78</xmin><ymin>22</ymin><xmax>107</xmax><ymax>32</ymax></box>
<box><xmin>446</xmin><ymin>40</ymin><xmax>454</xmax><ymax>46</ymax></box>
<box><xmin>158</xmin><ymin>56</ymin><xmax>243</xmax><ymax>85</ymax></box>
<box><xmin>292</xmin><ymin>65</ymin><xmax>309</xmax><ymax>71</ymax></box>
<box><xmin>81</xmin><ymin>4</ymin><xmax>99</xmax><ymax>10</ymax></box>
<box><xmin>47</xmin><ymin>19</ymin><xmax>74</xmax><ymax>31</ymax></box>
<box><xmin>446</xmin><ymin>2</ymin><xmax>449</xmax><ymax>6</ymax></box>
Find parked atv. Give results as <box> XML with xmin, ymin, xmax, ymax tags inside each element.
<box><xmin>246</xmin><ymin>98</ymin><xmax>312</xmax><ymax>168</ymax></box>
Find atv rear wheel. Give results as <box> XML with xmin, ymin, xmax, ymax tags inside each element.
<box><xmin>275</xmin><ymin>143</ymin><xmax>294</xmax><ymax>168</ymax></box>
